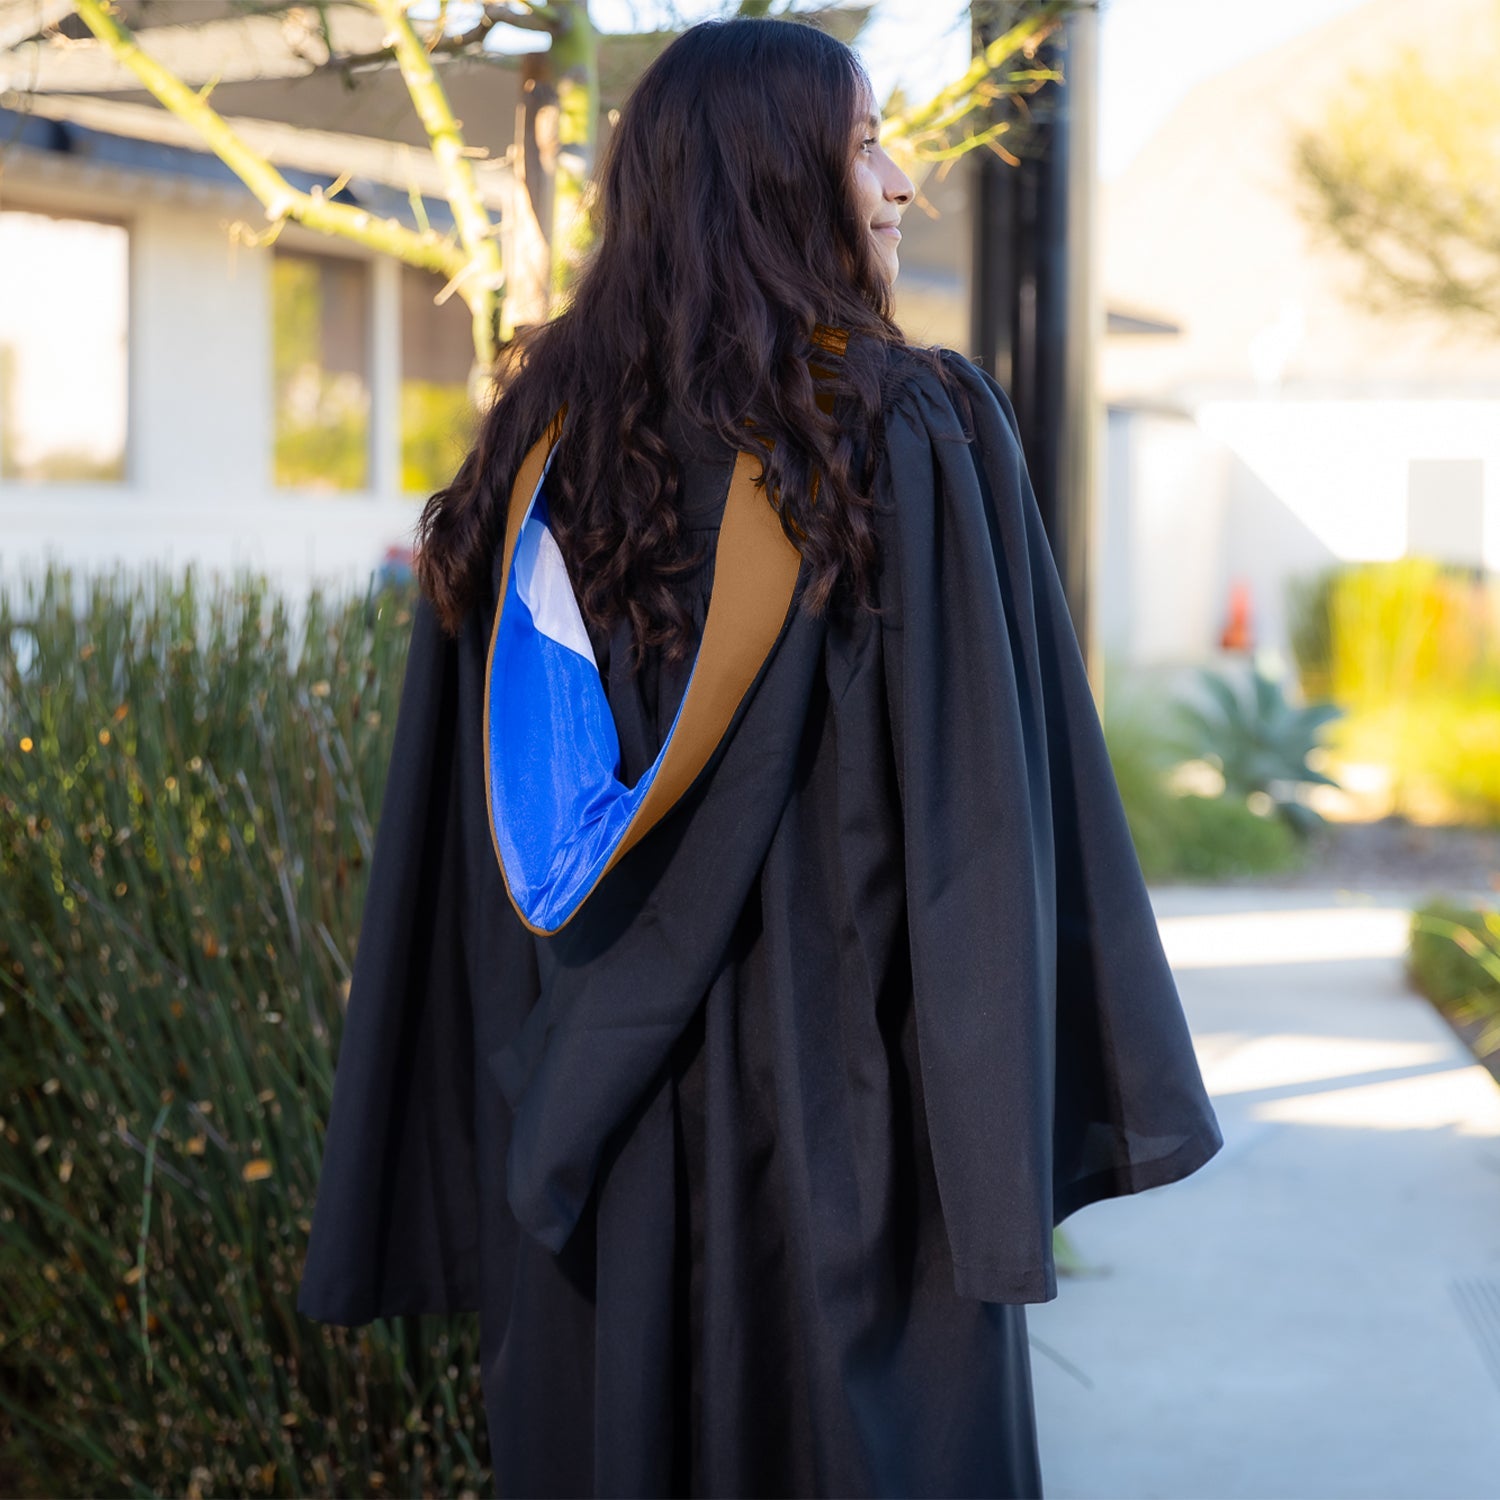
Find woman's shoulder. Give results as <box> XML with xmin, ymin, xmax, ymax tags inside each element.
<box><xmin>876</xmin><ymin>341</ymin><xmax>1021</xmax><ymax>452</ymax></box>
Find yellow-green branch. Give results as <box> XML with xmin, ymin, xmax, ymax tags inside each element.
<box><xmin>882</xmin><ymin>3</ymin><xmax>1067</xmax><ymax>148</ymax></box>
<box><xmin>548</xmin><ymin>0</ymin><xmax>598</xmax><ymax>300</ymax></box>
<box><xmin>70</xmin><ymin>0</ymin><xmax>465</xmax><ymax>282</ymax></box>
<box><xmin>368</xmin><ymin>0</ymin><xmax>505</xmax><ymax>362</ymax></box>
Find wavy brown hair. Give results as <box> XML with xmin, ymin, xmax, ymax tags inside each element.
<box><xmin>415</xmin><ymin>16</ymin><xmax>918</xmax><ymax>663</ymax></box>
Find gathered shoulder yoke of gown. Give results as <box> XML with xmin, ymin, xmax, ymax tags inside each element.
<box><xmin>296</xmin><ymin>345</ymin><xmax>1223</xmax><ymax>1497</ymax></box>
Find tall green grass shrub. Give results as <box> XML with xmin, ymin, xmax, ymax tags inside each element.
<box><xmin>1328</xmin><ymin>559</ymin><xmax>1500</xmax><ymax>707</ymax></box>
<box><xmin>1285</xmin><ymin>558</ymin><xmax>1500</xmax><ymax>820</ymax></box>
<box><xmin>0</xmin><ymin>567</ymin><xmax>489</xmax><ymax>1498</ymax></box>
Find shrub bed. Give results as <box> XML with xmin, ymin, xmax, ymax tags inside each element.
<box><xmin>0</xmin><ymin>567</ymin><xmax>489</xmax><ymax>1499</ymax></box>
<box><xmin>1408</xmin><ymin>898</ymin><xmax>1500</xmax><ymax>1082</ymax></box>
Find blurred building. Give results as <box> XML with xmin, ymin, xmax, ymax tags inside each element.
<box><xmin>0</xmin><ymin>2</ymin><xmax>527</xmax><ymax>593</ymax></box>
<box><xmin>1093</xmin><ymin>0</ymin><xmax>1500</xmax><ymax>673</ymax></box>
<box><xmin>0</xmin><ymin>2</ymin><xmax>860</xmax><ymax>601</ymax></box>
<box><xmin>894</xmin><ymin>0</ymin><xmax>1500</xmax><ymax>677</ymax></box>
<box><xmin>3</xmin><ymin>0</ymin><xmax>1496</xmax><ymax>674</ymax></box>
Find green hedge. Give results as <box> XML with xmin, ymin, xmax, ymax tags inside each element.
<box><xmin>1101</xmin><ymin>687</ymin><xmax>1305</xmax><ymax>883</ymax></box>
<box><xmin>0</xmin><ymin>567</ymin><xmax>489</xmax><ymax>1499</ymax></box>
<box><xmin>1408</xmin><ymin>898</ymin><xmax>1500</xmax><ymax>1068</ymax></box>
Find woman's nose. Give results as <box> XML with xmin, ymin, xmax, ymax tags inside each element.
<box><xmin>886</xmin><ymin>162</ymin><xmax>914</xmax><ymax>204</ymax></box>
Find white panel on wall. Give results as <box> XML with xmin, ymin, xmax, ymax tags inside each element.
<box><xmin>1129</xmin><ymin>411</ymin><xmax>1228</xmax><ymax>665</ymax></box>
<box><xmin>1098</xmin><ymin>406</ymin><xmax>1136</xmax><ymax>664</ymax></box>
<box><xmin>1406</xmin><ymin>457</ymin><xmax>1485</xmax><ymax>566</ymax></box>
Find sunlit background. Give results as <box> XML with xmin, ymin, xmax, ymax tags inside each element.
<box><xmin>1</xmin><ymin>3</ymin><xmax>1498</xmax><ymax>1497</ymax></box>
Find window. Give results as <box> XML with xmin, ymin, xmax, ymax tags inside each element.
<box><xmin>0</xmin><ymin>208</ymin><xmax>128</xmax><ymax>483</ymax></box>
<box><xmin>400</xmin><ymin>264</ymin><xmax>478</xmax><ymax>495</ymax></box>
<box><xmin>272</xmin><ymin>249</ymin><xmax>370</xmax><ymax>491</ymax></box>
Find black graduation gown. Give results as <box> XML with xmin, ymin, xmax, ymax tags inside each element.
<box><xmin>295</xmin><ymin>346</ymin><xmax>1225</xmax><ymax>1499</ymax></box>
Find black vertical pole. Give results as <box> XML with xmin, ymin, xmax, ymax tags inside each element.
<box><xmin>969</xmin><ymin>2</ymin><xmax>1101</xmax><ymax>691</ymax></box>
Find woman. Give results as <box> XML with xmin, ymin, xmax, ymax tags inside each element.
<box><xmin>297</xmin><ymin>16</ymin><xmax>1224</xmax><ymax>1499</ymax></box>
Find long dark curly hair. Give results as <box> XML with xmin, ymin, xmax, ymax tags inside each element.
<box><xmin>415</xmin><ymin>15</ymin><xmax>919</xmax><ymax>663</ymax></box>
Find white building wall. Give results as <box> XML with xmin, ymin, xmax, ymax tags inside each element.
<box><xmin>132</xmin><ymin>200</ymin><xmax>269</xmax><ymax>506</ymax></box>
<box><xmin>1117</xmin><ymin>409</ymin><xmax>1231</xmax><ymax>667</ymax></box>
<box><xmin>0</xmin><ymin>179</ymin><xmax>424</xmax><ymax>604</ymax></box>
<box><xmin>1096</xmin><ymin>406</ymin><xmax>1135</xmax><ymax>667</ymax></box>
<box><xmin>1104</xmin><ymin>398</ymin><xmax>1500</xmax><ymax>671</ymax></box>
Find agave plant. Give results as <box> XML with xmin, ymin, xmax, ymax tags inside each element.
<box><xmin>1173</xmin><ymin>661</ymin><xmax>1344</xmax><ymax>837</ymax></box>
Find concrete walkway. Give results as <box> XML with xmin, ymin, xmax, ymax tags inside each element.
<box><xmin>1030</xmin><ymin>884</ymin><xmax>1500</xmax><ymax>1500</ymax></box>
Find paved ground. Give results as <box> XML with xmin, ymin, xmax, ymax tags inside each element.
<box><xmin>1029</xmin><ymin>883</ymin><xmax>1500</xmax><ymax>1500</ymax></box>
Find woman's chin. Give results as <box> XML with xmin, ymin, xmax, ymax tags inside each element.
<box><xmin>870</xmin><ymin>247</ymin><xmax>900</xmax><ymax>285</ymax></box>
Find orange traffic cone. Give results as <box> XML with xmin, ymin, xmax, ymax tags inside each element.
<box><xmin>1220</xmin><ymin>577</ymin><xmax>1254</xmax><ymax>651</ymax></box>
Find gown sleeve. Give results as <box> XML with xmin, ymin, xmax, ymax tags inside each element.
<box><xmin>297</xmin><ymin>594</ymin><xmax>521</xmax><ymax>1326</ymax></box>
<box><xmin>875</xmin><ymin>348</ymin><xmax>1224</xmax><ymax>1305</ymax></box>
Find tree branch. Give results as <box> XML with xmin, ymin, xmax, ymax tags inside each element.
<box><xmin>365</xmin><ymin>0</ymin><xmax>506</xmax><ymax>361</ymax></box>
<box><xmin>881</xmin><ymin>1</ymin><xmax>1071</xmax><ymax>165</ymax></box>
<box><xmin>544</xmin><ymin>0</ymin><xmax>597</xmax><ymax>299</ymax></box>
<box><xmin>68</xmin><ymin>0</ymin><xmax>466</xmax><ymax>280</ymax></box>
<box><xmin>1291</xmin><ymin>46</ymin><xmax>1500</xmax><ymax>337</ymax></box>
<box><xmin>287</xmin><ymin>1</ymin><xmax>555</xmax><ymax>76</ymax></box>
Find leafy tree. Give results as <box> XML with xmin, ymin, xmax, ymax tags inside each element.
<box><xmin>1291</xmin><ymin>31</ymin><xmax>1500</xmax><ymax>335</ymax></box>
